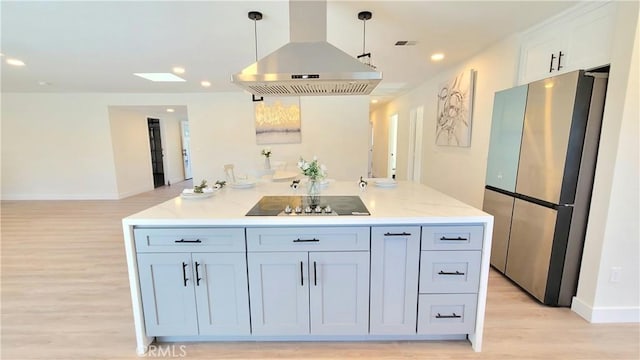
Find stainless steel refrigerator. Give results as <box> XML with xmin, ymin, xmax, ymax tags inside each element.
<box><xmin>483</xmin><ymin>69</ymin><xmax>608</xmax><ymax>306</ymax></box>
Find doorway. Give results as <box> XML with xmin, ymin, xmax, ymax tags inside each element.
<box><xmin>147</xmin><ymin>118</ymin><xmax>165</xmax><ymax>188</ymax></box>
<box><xmin>407</xmin><ymin>106</ymin><xmax>424</xmax><ymax>182</ymax></box>
<box><xmin>180</xmin><ymin>121</ymin><xmax>193</xmax><ymax>180</ymax></box>
<box><xmin>387</xmin><ymin>114</ymin><xmax>398</xmax><ymax>178</ymax></box>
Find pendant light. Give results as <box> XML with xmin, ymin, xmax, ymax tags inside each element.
<box><xmin>248</xmin><ymin>11</ymin><xmax>264</xmax><ymax>102</ymax></box>
<box><xmin>357</xmin><ymin>11</ymin><xmax>376</xmax><ymax>69</ymax></box>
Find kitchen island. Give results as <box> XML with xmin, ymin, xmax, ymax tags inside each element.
<box><xmin>123</xmin><ymin>180</ymin><xmax>493</xmax><ymax>355</ymax></box>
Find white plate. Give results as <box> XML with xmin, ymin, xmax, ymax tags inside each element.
<box><xmin>180</xmin><ymin>191</ymin><xmax>215</xmax><ymax>199</ymax></box>
<box><xmin>230</xmin><ymin>180</ymin><xmax>256</xmax><ymax>189</ymax></box>
<box><xmin>374</xmin><ymin>179</ymin><xmax>398</xmax><ymax>188</ymax></box>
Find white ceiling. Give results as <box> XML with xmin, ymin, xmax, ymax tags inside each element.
<box><xmin>1</xmin><ymin>1</ymin><xmax>579</xmax><ymax>105</ymax></box>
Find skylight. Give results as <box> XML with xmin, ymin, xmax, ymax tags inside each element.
<box><xmin>133</xmin><ymin>73</ymin><xmax>186</xmax><ymax>82</ymax></box>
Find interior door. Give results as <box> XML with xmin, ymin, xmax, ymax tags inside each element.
<box><xmin>407</xmin><ymin>106</ymin><xmax>424</xmax><ymax>182</ymax></box>
<box><xmin>180</xmin><ymin>120</ymin><xmax>192</xmax><ymax>180</ymax></box>
<box><xmin>147</xmin><ymin>118</ymin><xmax>165</xmax><ymax>188</ymax></box>
<box><xmin>387</xmin><ymin>114</ymin><xmax>398</xmax><ymax>178</ymax></box>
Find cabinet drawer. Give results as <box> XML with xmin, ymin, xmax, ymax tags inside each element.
<box><xmin>417</xmin><ymin>294</ymin><xmax>477</xmax><ymax>335</ymax></box>
<box><xmin>421</xmin><ymin>225</ymin><xmax>483</xmax><ymax>250</ymax></box>
<box><xmin>134</xmin><ymin>227</ymin><xmax>245</xmax><ymax>253</ymax></box>
<box><xmin>419</xmin><ymin>251</ymin><xmax>481</xmax><ymax>293</ymax></box>
<box><xmin>246</xmin><ymin>227</ymin><xmax>369</xmax><ymax>251</ymax></box>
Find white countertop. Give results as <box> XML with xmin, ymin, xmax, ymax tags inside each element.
<box><xmin>123</xmin><ymin>180</ymin><xmax>492</xmax><ymax>227</ymax></box>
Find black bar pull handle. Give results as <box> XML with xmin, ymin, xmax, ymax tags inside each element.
<box><xmin>300</xmin><ymin>261</ymin><xmax>304</xmax><ymax>286</ymax></box>
<box><xmin>175</xmin><ymin>239</ymin><xmax>202</xmax><ymax>243</ymax></box>
<box><xmin>182</xmin><ymin>262</ymin><xmax>189</xmax><ymax>287</ymax></box>
<box><xmin>436</xmin><ymin>313</ymin><xmax>461</xmax><ymax>319</ymax></box>
<box><xmin>195</xmin><ymin>261</ymin><xmax>202</xmax><ymax>286</ymax></box>
<box><xmin>293</xmin><ymin>238</ymin><xmax>320</xmax><ymax>243</ymax></box>
<box><xmin>384</xmin><ymin>232</ymin><xmax>411</xmax><ymax>236</ymax></box>
<box><xmin>439</xmin><ymin>236</ymin><xmax>468</xmax><ymax>241</ymax></box>
<box><xmin>557</xmin><ymin>51</ymin><xmax>564</xmax><ymax>70</ymax></box>
<box><xmin>438</xmin><ymin>270</ymin><xmax>466</xmax><ymax>276</ymax></box>
<box><xmin>313</xmin><ymin>261</ymin><xmax>317</xmax><ymax>286</ymax></box>
<box><xmin>549</xmin><ymin>53</ymin><xmax>557</xmax><ymax>72</ymax></box>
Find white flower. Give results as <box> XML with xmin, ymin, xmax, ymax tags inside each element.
<box><xmin>302</xmin><ymin>163</ymin><xmax>310</xmax><ymax>171</ymax></box>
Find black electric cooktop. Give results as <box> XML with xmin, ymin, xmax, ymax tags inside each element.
<box><xmin>246</xmin><ymin>196</ymin><xmax>370</xmax><ymax>216</ymax></box>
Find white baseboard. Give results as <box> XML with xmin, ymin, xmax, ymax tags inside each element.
<box><xmin>572</xmin><ymin>296</ymin><xmax>640</xmax><ymax>323</ymax></box>
<box><xmin>1</xmin><ymin>193</ymin><xmax>119</xmax><ymax>200</ymax></box>
<box><xmin>117</xmin><ymin>187</ymin><xmax>154</xmax><ymax>199</ymax></box>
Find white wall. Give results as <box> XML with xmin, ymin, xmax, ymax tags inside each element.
<box><xmin>188</xmin><ymin>94</ymin><xmax>370</xmax><ymax>184</ymax></box>
<box><xmin>108</xmin><ymin>107</ymin><xmax>154</xmax><ymax>198</ymax></box>
<box><xmin>1</xmin><ymin>93</ymin><xmax>119</xmax><ymax>199</ymax></box>
<box><xmin>1</xmin><ymin>93</ymin><xmax>369</xmax><ymax>199</ymax></box>
<box><xmin>573</xmin><ymin>2</ymin><xmax>640</xmax><ymax>322</ymax></box>
<box><xmin>372</xmin><ymin>35</ymin><xmax>521</xmax><ymax>208</ymax></box>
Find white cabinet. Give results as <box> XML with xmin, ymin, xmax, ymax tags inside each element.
<box><xmin>518</xmin><ymin>2</ymin><xmax>615</xmax><ymax>84</ymax></box>
<box><xmin>369</xmin><ymin>226</ymin><xmax>420</xmax><ymax>334</ymax></box>
<box><xmin>247</xmin><ymin>227</ymin><xmax>370</xmax><ymax>336</ymax></box>
<box><xmin>309</xmin><ymin>251</ymin><xmax>370</xmax><ymax>335</ymax></box>
<box><xmin>417</xmin><ymin>225</ymin><xmax>483</xmax><ymax>335</ymax></box>
<box><xmin>248</xmin><ymin>251</ymin><xmax>370</xmax><ymax>335</ymax></box>
<box><xmin>135</xmin><ymin>227</ymin><xmax>250</xmax><ymax>337</ymax></box>
<box><xmin>193</xmin><ymin>253</ymin><xmax>251</xmax><ymax>335</ymax></box>
<box><xmin>247</xmin><ymin>252</ymin><xmax>310</xmax><ymax>335</ymax></box>
<box><xmin>137</xmin><ymin>253</ymin><xmax>199</xmax><ymax>336</ymax></box>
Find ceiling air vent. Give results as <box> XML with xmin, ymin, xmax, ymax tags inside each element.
<box><xmin>394</xmin><ymin>41</ymin><xmax>417</xmax><ymax>46</ymax></box>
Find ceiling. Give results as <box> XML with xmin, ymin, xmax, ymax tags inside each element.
<box><xmin>1</xmin><ymin>1</ymin><xmax>579</xmax><ymax>106</ymax></box>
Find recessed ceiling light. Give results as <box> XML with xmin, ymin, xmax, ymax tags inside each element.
<box><xmin>6</xmin><ymin>58</ymin><xmax>25</xmax><ymax>66</ymax></box>
<box><xmin>430</xmin><ymin>53</ymin><xmax>445</xmax><ymax>61</ymax></box>
<box><xmin>172</xmin><ymin>66</ymin><xmax>185</xmax><ymax>74</ymax></box>
<box><xmin>201</xmin><ymin>80</ymin><xmax>211</xmax><ymax>87</ymax></box>
<box><xmin>166</xmin><ymin>108</ymin><xmax>175</xmax><ymax>113</ymax></box>
<box><xmin>133</xmin><ymin>73</ymin><xmax>186</xmax><ymax>82</ymax></box>
<box><xmin>38</xmin><ymin>81</ymin><xmax>51</xmax><ymax>86</ymax></box>
<box><xmin>371</xmin><ymin>99</ymin><xmax>379</xmax><ymax>104</ymax></box>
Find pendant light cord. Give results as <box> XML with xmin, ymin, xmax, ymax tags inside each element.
<box><xmin>362</xmin><ymin>19</ymin><xmax>366</xmax><ymax>55</ymax></box>
<box><xmin>253</xmin><ymin>18</ymin><xmax>259</xmax><ymax>62</ymax></box>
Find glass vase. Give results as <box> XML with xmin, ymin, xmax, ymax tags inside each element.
<box><xmin>264</xmin><ymin>157</ymin><xmax>271</xmax><ymax>170</ymax></box>
<box><xmin>307</xmin><ymin>178</ymin><xmax>321</xmax><ymax>206</ymax></box>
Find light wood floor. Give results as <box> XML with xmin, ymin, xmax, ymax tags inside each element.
<box><xmin>2</xmin><ymin>181</ymin><xmax>638</xmax><ymax>360</ymax></box>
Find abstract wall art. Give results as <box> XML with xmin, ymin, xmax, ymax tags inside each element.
<box><xmin>255</xmin><ymin>97</ymin><xmax>302</xmax><ymax>145</ymax></box>
<box><xmin>435</xmin><ymin>69</ymin><xmax>476</xmax><ymax>147</ymax></box>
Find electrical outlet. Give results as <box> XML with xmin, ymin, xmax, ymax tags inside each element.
<box><xmin>610</xmin><ymin>266</ymin><xmax>622</xmax><ymax>282</ymax></box>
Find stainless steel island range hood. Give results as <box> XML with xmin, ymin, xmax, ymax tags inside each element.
<box><xmin>232</xmin><ymin>1</ymin><xmax>382</xmax><ymax>96</ymax></box>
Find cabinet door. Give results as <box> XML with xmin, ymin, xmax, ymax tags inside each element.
<box><xmin>193</xmin><ymin>253</ymin><xmax>250</xmax><ymax>335</ymax></box>
<box><xmin>563</xmin><ymin>3</ymin><xmax>614</xmax><ymax>72</ymax></box>
<box><xmin>137</xmin><ymin>253</ymin><xmax>198</xmax><ymax>336</ymax></box>
<box><xmin>369</xmin><ymin>227</ymin><xmax>420</xmax><ymax>334</ymax></box>
<box><xmin>248</xmin><ymin>252</ymin><xmax>310</xmax><ymax>335</ymax></box>
<box><xmin>518</xmin><ymin>29</ymin><xmax>567</xmax><ymax>84</ymax></box>
<box><xmin>309</xmin><ymin>251</ymin><xmax>370</xmax><ymax>335</ymax></box>
<box><xmin>485</xmin><ymin>85</ymin><xmax>528</xmax><ymax>192</ymax></box>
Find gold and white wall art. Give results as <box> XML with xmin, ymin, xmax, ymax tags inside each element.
<box><xmin>255</xmin><ymin>97</ymin><xmax>302</xmax><ymax>145</ymax></box>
